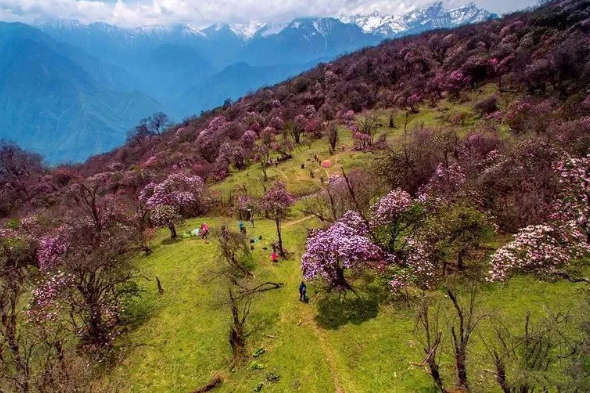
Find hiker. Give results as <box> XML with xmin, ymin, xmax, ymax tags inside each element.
<box><xmin>239</xmin><ymin>221</ymin><xmax>246</xmax><ymax>235</ymax></box>
<box><xmin>309</xmin><ymin>170</ymin><xmax>314</xmax><ymax>179</ymax></box>
<box><xmin>221</xmin><ymin>225</ymin><xmax>229</xmax><ymax>239</ymax></box>
<box><xmin>320</xmin><ymin>175</ymin><xmax>324</xmax><ymax>184</ymax></box>
<box><xmin>271</xmin><ymin>251</ymin><xmax>278</xmax><ymax>263</ymax></box>
<box><xmin>200</xmin><ymin>223</ymin><xmax>209</xmax><ymax>239</ymax></box>
<box><xmin>247</xmin><ymin>208</ymin><xmax>254</xmax><ymax>227</ymax></box>
<box><xmin>299</xmin><ymin>281</ymin><xmax>307</xmax><ymax>302</ymax></box>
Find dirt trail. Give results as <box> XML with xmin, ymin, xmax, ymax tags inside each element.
<box><xmin>284</xmin><ymin>215</ymin><xmax>314</xmax><ymax>228</ymax></box>
<box><xmin>285</xmin><ymin>215</ymin><xmax>356</xmax><ymax>392</ymax></box>
<box><xmin>299</xmin><ymin>304</ymin><xmax>347</xmax><ymax>393</ymax></box>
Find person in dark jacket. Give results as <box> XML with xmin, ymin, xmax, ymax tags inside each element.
<box><xmin>299</xmin><ymin>281</ymin><xmax>307</xmax><ymax>302</ymax></box>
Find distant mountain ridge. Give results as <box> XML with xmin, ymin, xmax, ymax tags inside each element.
<box><xmin>35</xmin><ymin>2</ymin><xmax>495</xmax><ymax>43</ymax></box>
<box><xmin>0</xmin><ymin>2</ymin><xmax>496</xmax><ymax>164</ymax></box>
<box><xmin>0</xmin><ymin>22</ymin><xmax>161</xmax><ymax>163</ymax></box>
<box><xmin>339</xmin><ymin>2</ymin><xmax>496</xmax><ymax>37</ymax></box>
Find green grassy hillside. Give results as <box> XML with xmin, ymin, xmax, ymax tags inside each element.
<box><xmin>107</xmin><ymin>87</ymin><xmax>589</xmax><ymax>392</ymax></box>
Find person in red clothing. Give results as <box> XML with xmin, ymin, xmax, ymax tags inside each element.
<box><xmin>271</xmin><ymin>251</ymin><xmax>278</xmax><ymax>263</ymax></box>
<box><xmin>200</xmin><ymin>223</ymin><xmax>209</xmax><ymax>239</ymax></box>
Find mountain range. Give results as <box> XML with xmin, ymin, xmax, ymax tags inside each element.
<box><xmin>0</xmin><ymin>2</ymin><xmax>496</xmax><ymax>163</ymax></box>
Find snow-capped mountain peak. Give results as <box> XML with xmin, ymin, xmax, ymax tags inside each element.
<box><xmin>228</xmin><ymin>20</ymin><xmax>267</xmax><ymax>40</ymax></box>
<box><xmin>35</xmin><ymin>2</ymin><xmax>497</xmax><ymax>45</ymax></box>
<box><xmin>339</xmin><ymin>12</ymin><xmax>406</xmax><ymax>35</ymax></box>
<box><xmin>338</xmin><ymin>2</ymin><xmax>496</xmax><ymax>37</ymax></box>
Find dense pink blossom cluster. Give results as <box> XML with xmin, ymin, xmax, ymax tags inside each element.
<box><xmin>301</xmin><ymin>215</ymin><xmax>383</xmax><ymax>288</ymax></box>
<box><xmin>149</xmin><ymin>205</ymin><xmax>182</xmax><ymax>227</ymax></box>
<box><xmin>37</xmin><ymin>234</ymin><xmax>68</xmax><ymax>271</ymax></box>
<box><xmin>403</xmin><ymin>237</ymin><xmax>437</xmax><ymax>288</ymax></box>
<box><xmin>488</xmin><ymin>221</ymin><xmax>589</xmax><ymax>281</ymax></box>
<box><xmin>240</xmin><ymin>130</ymin><xmax>258</xmax><ymax>150</ymax></box>
<box><xmin>27</xmin><ymin>271</ymin><xmax>73</xmax><ymax>324</ymax></box>
<box><xmin>269</xmin><ymin>117</ymin><xmax>285</xmax><ymax>130</ymax></box>
<box><xmin>340</xmin><ymin>110</ymin><xmax>355</xmax><ymax>124</ymax></box>
<box><xmin>389</xmin><ymin>269</ymin><xmax>414</xmax><ymax>293</ymax></box>
<box><xmin>370</xmin><ymin>189</ymin><xmax>412</xmax><ymax>226</ymax></box>
<box><xmin>339</xmin><ymin>210</ymin><xmax>369</xmax><ymax>235</ymax></box>
<box><xmin>303</xmin><ymin>104</ymin><xmax>317</xmax><ymax>118</ymax></box>
<box><xmin>259</xmin><ymin>182</ymin><xmax>294</xmax><ymax>217</ymax></box>
<box><xmin>141</xmin><ymin>173</ymin><xmax>204</xmax><ymax>211</ymax></box>
<box><xmin>418</xmin><ymin>163</ymin><xmax>466</xmax><ymax>198</ymax></box>
<box><xmin>552</xmin><ymin>155</ymin><xmax>590</xmax><ymax>237</ymax></box>
<box><xmin>445</xmin><ymin>70</ymin><xmax>471</xmax><ymax>95</ymax></box>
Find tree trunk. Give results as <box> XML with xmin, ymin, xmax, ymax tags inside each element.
<box><xmin>275</xmin><ymin>218</ymin><xmax>285</xmax><ymax>258</ymax></box>
<box><xmin>453</xmin><ymin>341</ymin><xmax>468</xmax><ymax>389</ymax></box>
<box><xmin>428</xmin><ymin>358</ymin><xmax>445</xmax><ymax>393</ymax></box>
<box><xmin>334</xmin><ymin>266</ymin><xmax>351</xmax><ymax>290</ymax></box>
<box><xmin>228</xmin><ymin>292</ymin><xmax>247</xmax><ymax>362</ymax></box>
<box><xmin>156</xmin><ymin>276</ymin><xmax>165</xmax><ymax>295</ymax></box>
<box><xmin>261</xmin><ymin>164</ymin><xmax>268</xmax><ymax>182</ymax></box>
<box><xmin>82</xmin><ymin>300</ymin><xmax>109</xmax><ymax>348</ymax></box>
<box><xmin>457</xmin><ymin>249</ymin><xmax>466</xmax><ymax>271</ymax></box>
<box><xmin>493</xmin><ymin>353</ymin><xmax>511</xmax><ymax>393</ymax></box>
<box><xmin>168</xmin><ymin>223</ymin><xmax>177</xmax><ymax>239</ymax></box>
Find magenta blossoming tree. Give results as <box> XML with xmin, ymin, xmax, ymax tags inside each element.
<box><xmin>37</xmin><ymin>233</ymin><xmax>68</xmax><ymax>272</ymax></box>
<box><xmin>418</xmin><ymin>163</ymin><xmax>466</xmax><ymax>200</ymax></box>
<box><xmin>240</xmin><ymin>130</ymin><xmax>258</xmax><ymax>151</ymax></box>
<box><xmin>370</xmin><ymin>188</ymin><xmax>419</xmax><ymax>253</ymax></box>
<box><xmin>488</xmin><ymin>221</ymin><xmax>589</xmax><ymax>282</ymax></box>
<box><xmin>140</xmin><ymin>172</ymin><xmax>205</xmax><ymax>239</ymax></box>
<box><xmin>370</xmin><ymin>188</ymin><xmax>413</xmax><ymax>227</ymax></box>
<box><xmin>301</xmin><ymin>211</ymin><xmax>383</xmax><ymax>290</ymax></box>
<box><xmin>260</xmin><ymin>182</ymin><xmax>294</xmax><ymax>258</ymax></box>
<box><xmin>552</xmin><ymin>155</ymin><xmax>590</xmax><ymax>242</ymax></box>
<box><xmin>27</xmin><ymin>270</ymin><xmax>73</xmax><ymax>325</ymax></box>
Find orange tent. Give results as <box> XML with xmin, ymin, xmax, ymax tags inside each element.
<box><xmin>321</xmin><ymin>160</ymin><xmax>332</xmax><ymax>168</ymax></box>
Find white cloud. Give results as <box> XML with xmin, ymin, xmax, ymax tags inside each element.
<box><xmin>0</xmin><ymin>0</ymin><xmax>540</xmax><ymax>27</ymax></box>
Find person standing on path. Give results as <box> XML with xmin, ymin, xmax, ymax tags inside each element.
<box><xmin>299</xmin><ymin>281</ymin><xmax>307</xmax><ymax>302</ymax></box>
<box><xmin>247</xmin><ymin>208</ymin><xmax>255</xmax><ymax>227</ymax></box>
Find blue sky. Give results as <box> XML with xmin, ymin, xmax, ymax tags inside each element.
<box><xmin>0</xmin><ymin>0</ymin><xmax>541</xmax><ymax>27</ymax></box>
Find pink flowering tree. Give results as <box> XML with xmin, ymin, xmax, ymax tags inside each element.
<box><xmin>302</xmin><ymin>211</ymin><xmax>383</xmax><ymax>290</ymax></box>
<box><xmin>370</xmin><ymin>189</ymin><xmax>422</xmax><ymax>253</ymax></box>
<box><xmin>269</xmin><ymin>116</ymin><xmax>285</xmax><ymax>131</ymax></box>
<box><xmin>30</xmin><ymin>180</ymin><xmax>138</xmax><ymax>350</ymax></box>
<box><xmin>255</xmin><ymin>144</ymin><xmax>272</xmax><ymax>182</ymax></box>
<box><xmin>399</xmin><ymin>237</ymin><xmax>437</xmax><ymax>290</ymax></box>
<box><xmin>489</xmin><ymin>221</ymin><xmax>589</xmax><ymax>282</ymax></box>
<box><xmin>445</xmin><ymin>70</ymin><xmax>471</xmax><ymax>98</ymax></box>
<box><xmin>32</xmin><ymin>221</ymin><xmax>134</xmax><ymax>351</ymax></box>
<box><xmin>259</xmin><ymin>182</ymin><xmax>294</xmax><ymax>258</ymax></box>
<box><xmin>552</xmin><ymin>155</ymin><xmax>590</xmax><ymax>242</ymax></box>
<box><xmin>486</xmin><ymin>154</ymin><xmax>590</xmax><ymax>283</ymax></box>
<box><xmin>140</xmin><ymin>173</ymin><xmax>205</xmax><ymax>239</ymax></box>
<box><xmin>240</xmin><ymin>130</ymin><xmax>258</xmax><ymax>151</ymax></box>
<box><xmin>418</xmin><ymin>163</ymin><xmax>466</xmax><ymax>201</ymax></box>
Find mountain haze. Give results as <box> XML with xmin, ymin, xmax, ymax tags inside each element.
<box><xmin>0</xmin><ymin>2</ymin><xmax>496</xmax><ymax>163</ymax></box>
